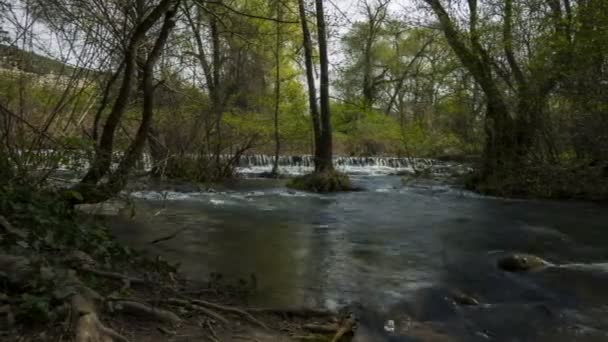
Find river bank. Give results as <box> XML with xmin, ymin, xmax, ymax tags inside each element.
<box><xmin>5</xmin><ymin>161</ymin><xmax>608</xmax><ymax>341</ymax></box>
<box><xmin>100</xmin><ymin>174</ymin><xmax>608</xmax><ymax>341</ymax></box>
<box><xmin>0</xmin><ymin>187</ymin><xmax>353</xmax><ymax>342</ymax></box>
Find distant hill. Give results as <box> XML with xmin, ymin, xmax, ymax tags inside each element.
<box><xmin>0</xmin><ymin>44</ymin><xmax>76</xmax><ymax>75</ymax></box>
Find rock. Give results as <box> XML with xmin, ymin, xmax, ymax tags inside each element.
<box><xmin>450</xmin><ymin>290</ymin><xmax>480</xmax><ymax>306</ymax></box>
<box><xmin>497</xmin><ymin>253</ymin><xmax>549</xmax><ymax>272</ymax></box>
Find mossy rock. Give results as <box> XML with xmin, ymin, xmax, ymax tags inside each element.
<box><xmin>287</xmin><ymin>171</ymin><xmax>357</xmax><ymax>193</ymax></box>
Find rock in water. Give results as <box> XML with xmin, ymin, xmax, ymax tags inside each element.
<box><xmin>450</xmin><ymin>290</ymin><xmax>480</xmax><ymax>306</ymax></box>
<box><xmin>498</xmin><ymin>253</ymin><xmax>549</xmax><ymax>272</ymax></box>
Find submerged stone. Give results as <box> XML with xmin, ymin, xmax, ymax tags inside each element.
<box><xmin>450</xmin><ymin>290</ymin><xmax>480</xmax><ymax>306</ymax></box>
<box><xmin>498</xmin><ymin>253</ymin><xmax>549</xmax><ymax>272</ymax></box>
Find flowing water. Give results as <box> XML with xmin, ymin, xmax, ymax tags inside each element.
<box><xmin>108</xmin><ymin>160</ymin><xmax>608</xmax><ymax>341</ymax></box>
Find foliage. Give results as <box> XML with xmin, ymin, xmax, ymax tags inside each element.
<box><xmin>0</xmin><ymin>184</ymin><xmax>129</xmax><ymax>259</ymax></box>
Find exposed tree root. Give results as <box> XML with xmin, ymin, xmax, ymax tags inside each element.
<box><xmin>331</xmin><ymin>316</ymin><xmax>356</xmax><ymax>342</ymax></box>
<box><xmin>72</xmin><ymin>294</ymin><xmax>129</xmax><ymax>342</ymax></box>
<box><xmin>205</xmin><ymin>318</ymin><xmax>220</xmax><ymax>342</ymax></box>
<box><xmin>233</xmin><ymin>334</ymin><xmax>260</xmax><ymax>342</ymax></box>
<box><xmin>0</xmin><ymin>254</ymin><xmax>131</xmax><ymax>342</ymax></box>
<box><xmin>303</xmin><ymin>323</ymin><xmax>340</xmax><ymax>334</ymax></box>
<box><xmin>191</xmin><ymin>299</ymin><xmax>268</xmax><ymax>330</ymax></box>
<box><xmin>109</xmin><ymin>300</ymin><xmax>181</xmax><ymax>324</ymax></box>
<box><xmin>162</xmin><ymin>298</ymin><xmax>229</xmax><ymax>325</ymax></box>
<box><xmin>246</xmin><ymin>307</ymin><xmax>336</xmax><ymax>318</ymax></box>
<box><xmin>77</xmin><ymin>266</ymin><xmax>147</xmax><ymax>288</ymax></box>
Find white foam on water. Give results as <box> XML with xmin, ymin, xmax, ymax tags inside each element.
<box><xmin>130</xmin><ymin>191</ymin><xmax>195</xmax><ymax>201</ymax></box>
<box><xmin>209</xmin><ymin>199</ymin><xmax>226</xmax><ymax>206</ymax></box>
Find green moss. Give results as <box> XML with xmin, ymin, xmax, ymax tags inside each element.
<box><xmin>287</xmin><ymin>171</ymin><xmax>357</xmax><ymax>193</ymax></box>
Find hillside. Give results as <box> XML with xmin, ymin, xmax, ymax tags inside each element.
<box><xmin>0</xmin><ymin>44</ymin><xmax>76</xmax><ymax>75</ymax></box>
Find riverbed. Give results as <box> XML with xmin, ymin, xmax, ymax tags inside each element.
<box><xmin>109</xmin><ymin>175</ymin><xmax>608</xmax><ymax>341</ymax></box>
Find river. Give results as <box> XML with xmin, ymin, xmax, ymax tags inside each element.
<box><xmin>109</xmin><ymin>171</ymin><xmax>608</xmax><ymax>341</ymax></box>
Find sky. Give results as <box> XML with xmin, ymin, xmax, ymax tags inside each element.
<box><xmin>1</xmin><ymin>0</ymin><xmax>428</xmax><ymax>79</ymax></box>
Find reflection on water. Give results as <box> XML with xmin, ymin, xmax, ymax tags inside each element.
<box><xmin>110</xmin><ymin>176</ymin><xmax>608</xmax><ymax>340</ymax></box>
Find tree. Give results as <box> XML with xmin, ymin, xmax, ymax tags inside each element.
<box><xmin>271</xmin><ymin>0</ymin><xmax>283</xmax><ymax>176</ymax></box>
<box><xmin>423</xmin><ymin>0</ymin><xmax>575</xmax><ymax>180</ymax></box>
<box><xmin>314</xmin><ymin>0</ymin><xmax>334</xmax><ymax>172</ymax></box>
<box><xmin>297</xmin><ymin>0</ymin><xmax>322</xmax><ymax>169</ymax></box>
<box><xmin>71</xmin><ymin>0</ymin><xmax>180</xmax><ymax>203</ymax></box>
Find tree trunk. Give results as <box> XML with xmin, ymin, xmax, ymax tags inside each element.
<box><xmin>210</xmin><ymin>10</ymin><xmax>224</xmax><ymax>179</ymax></box>
<box><xmin>314</xmin><ymin>0</ymin><xmax>334</xmax><ymax>173</ymax></box>
<box><xmin>297</xmin><ymin>0</ymin><xmax>322</xmax><ymax>169</ymax></box>
<box><xmin>72</xmin><ymin>3</ymin><xmax>178</xmax><ymax>203</ymax></box>
<box><xmin>78</xmin><ymin>0</ymin><xmax>176</xmax><ymax>188</ymax></box>
<box><xmin>148</xmin><ymin>125</ymin><xmax>167</xmax><ymax>178</ymax></box>
<box><xmin>271</xmin><ymin>1</ymin><xmax>282</xmax><ymax>176</ymax></box>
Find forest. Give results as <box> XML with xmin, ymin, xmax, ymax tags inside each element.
<box><xmin>0</xmin><ymin>0</ymin><xmax>607</xmax><ymax>341</ymax></box>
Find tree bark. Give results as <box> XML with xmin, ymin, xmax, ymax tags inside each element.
<box><xmin>314</xmin><ymin>0</ymin><xmax>334</xmax><ymax>172</ymax></box>
<box><xmin>271</xmin><ymin>0</ymin><xmax>282</xmax><ymax>176</ymax></box>
<box><xmin>210</xmin><ymin>7</ymin><xmax>224</xmax><ymax>178</ymax></box>
<box><xmin>297</xmin><ymin>0</ymin><xmax>322</xmax><ymax>170</ymax></box>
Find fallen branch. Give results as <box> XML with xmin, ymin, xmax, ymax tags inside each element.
<box><xmin>109</xmin><ymin>300</ymin><xmax>181</xmax><ymax>324</ymax></box>
<box><xmin>191</xmin><ymin>299</ymin><xmax>268</xmax><ymax>330</ymax></box>
<box><xmin>148</xmin><ymin>228</ymin><xmax>187</xmax><ymax>244</ymax></box>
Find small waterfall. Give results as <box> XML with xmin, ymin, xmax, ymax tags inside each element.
<box><xmin>33</xmin><ymin>149</ymin><xmax>459</xmax><ymax>177</ymax></box>
<box><xmin>235</xmin><ymin>154</ymin><xmax>445</xmax><ymax>176</ymax></box>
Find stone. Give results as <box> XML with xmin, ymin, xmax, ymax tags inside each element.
<box><xmin>497</xmin><ymin>253</ymin><xmax>549</xmax><ymax>272</ymax></box>
<box><xmin>450</xmin><ymin>291</ymin><xmax>480</xmax><ymax>306</ymax></box>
